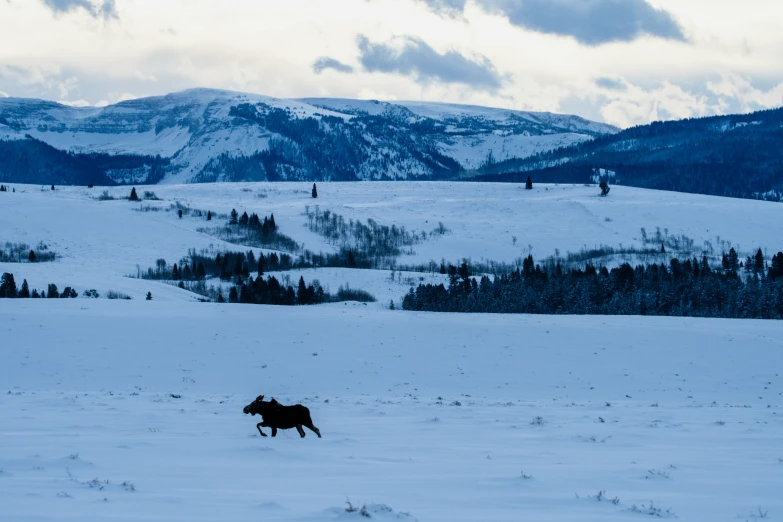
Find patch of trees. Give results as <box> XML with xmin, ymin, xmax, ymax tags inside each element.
<box><xmin>137</xmin><ymin>249</ymin><xmax>376</xmax><ymax>304</ymax></box>
<box><xmin>230</xmin><ymin>275</ymin><xmax>325</xmax><ymax>305</ymax></box>
<box><xmin>200</xmin><ymin>209</ymin><xmax>299</xmax><ymax>251</ymax></box>
<box><xmin>0</xmin><ymin>136</ymin><xmax>168</xmax><ymax>186</ymax></box>
<box><xmin>402</xmin><ymin>252</ymin><xmax>783</xmax><ymax>319</ymax></box>
<box><xmin>138</xmin><ymin>249</ymin><xmax>298</xmax><ymax>281</ymax></box>
<box><xmin>474</xmin><ymin>107</ymin><xmax>783</xmax><ymax>201</ymax></box>
<box><xmin>304</xmin><ymin>206</ymin><xmax>449</xmax><ymax>266</ymax></box>
<box><xmin>0</xmin><ymin>242</ymin><xmax>57</xmax><ymax>263</ymax></box>
<box><xmin>1</xmin><ymin>273</ymin><xmax>77</xmax><ymax>299</ymax></box>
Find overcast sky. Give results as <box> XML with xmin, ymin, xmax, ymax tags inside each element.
<box><xmin>1</xmin><ymin>0</ymin><xmax>782</xmax><ymax>127</ymax></box>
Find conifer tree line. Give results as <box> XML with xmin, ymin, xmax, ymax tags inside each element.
<box><xmin>403</xmin><ymin>251</ymin><xmax>783</xmax><ymax>319</ymax></box>
<box><xmin>0</xmin><ymin>273</ymin><xmax>78</xmax><ymax>299</ymax></box>
<box><xmin>136</xmin><ymin>248</ymin><xmax>376</xmax><ymax>305</ymax></box>
<box><xmin>138</xmin><ymin>249</ymin><xmax>299</xmax><ymax>281</ymax></box>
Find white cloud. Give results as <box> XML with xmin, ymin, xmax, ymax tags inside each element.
<box><xmin>706</xmin><ymin>74</ymin><xmax>783</xmax><ymax>111</ymax></box>
<box><xmin>1</xmin><ymin>0</ymin><xmax>782</xmax><ymax>126</ymax></box>
<box><xmin>599</xmin><ymin>81</ymin><xmax>710</xmax><ymax>128</ymax></box>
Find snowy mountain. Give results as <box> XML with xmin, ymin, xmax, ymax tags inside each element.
<box><xmin>474</xmin><ymin>106</ymin><xmax>783</xmax><ymax>201</ymax></box>
<box><xmin>0</xmin><ymin>88</ymin><xmax>617</xmax><ymax>185</ymax></box>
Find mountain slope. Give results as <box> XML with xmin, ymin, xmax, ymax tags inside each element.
<box><xmin>0</xmin><ymin>88</ymin><xmax>616</xmax><ymax>185</ymax></box>
<box><xmin>473</xmin><ymin>107</ymin><xmax>783</xmax><ymax>201</ymax></box>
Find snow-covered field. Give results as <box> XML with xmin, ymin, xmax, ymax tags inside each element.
<box><xmin>1</xmin><ymin>302</ymin><xmax>782</xmax><ymax>521</ymax></box>
<box><xmin>1</xmin><ymin>182</ymin><xmax>782</xmax><ymax>521</ymax></box>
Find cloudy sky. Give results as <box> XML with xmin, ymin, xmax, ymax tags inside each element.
<box><xmin>1</xmin><ymin>0</ymin><xmax>782</xmax><ymax>127</ymax></box>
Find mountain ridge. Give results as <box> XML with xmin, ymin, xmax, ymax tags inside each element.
<box><xmin>0</xmin><ymin>88</ymin><xmax>617</xmax><ymax>185</ymax></box>
<box><xmin>473</xmin><ymin>106</ymin><xmax>783</xmax><ymax>201</ymax></box>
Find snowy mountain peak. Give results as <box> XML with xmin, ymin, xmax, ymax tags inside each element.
<box><xmin>0</xmin><ymin>88</ymin><xmax>618</xmax><ymax>185</ymax></box>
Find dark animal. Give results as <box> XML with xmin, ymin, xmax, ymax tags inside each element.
<box><xmin>243</xmin><ymin>395</ymin><xmax>321</xmax><ymax>438</ymax></box>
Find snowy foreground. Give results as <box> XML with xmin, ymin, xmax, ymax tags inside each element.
<box><xmin>2</xmin><ymin>300</ymin><xmax>782</xmax><ymax>522</ymax></box>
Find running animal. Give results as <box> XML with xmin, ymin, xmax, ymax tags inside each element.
<box><xmin>243</xmin><ymin>395</ymin><xmax>321</xmax><ymax>438</ymax></box>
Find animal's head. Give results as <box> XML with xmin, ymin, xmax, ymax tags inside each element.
<box><xmin>243</xmin><ymin>395</ymin><xmax>270</xmax><ymax>415</ymax></box>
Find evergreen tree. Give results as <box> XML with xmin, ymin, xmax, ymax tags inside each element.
<box><xmin>51</xmin><ymin>185</ymin><xmax>55</xmax><ymax>190</ymax></box>
<box><xmin>28</xmin><ymin>250</ymin><xmax>36</xmax><ymax>262</ymax></box>
<box><xmin>207</xmin><ymin>210</ymin><xmax>212</xmax><ymax>221</ymax></box>
<box><xmin>660</xmin><ymin>244</ymin><xmax>665</xmax><ymax>254</ymax></box>
<box><xmin>31</xmin><ymin>289</ymin><xmax>40</xmax><ymax>298</ymax></box>
<box><xmin>297</xmin><ymin>276</ymin><xmax>308</xmax><ymax>304</ymax></box>
<box><xmin>755</xmin><ymin>248</ymin><xmax>765</xmax><ymax>273</ymax></box>
<box><xmin>196</xmin><ymin>262</ymin><xmax>207</xmax><ymax>280</ymax></box>
<box><xmin>257</xmin><ymin>255</ymin><xmax>265</xmax><ymax>276</ymax></box>
<box><xmin>0</xmin><ymin>185</ymin><xmax>5</xmax><ymax>191</ymax></box>
<box><xmin>228</xmin><ymin>286</ymin><xmax>239</xmax><ymax>303</ymax></box>
<box><xmin>239</xmin><ymin>211</ymin><xmax>249</xmax><ymax>225</ymax></box>
<box><xmin>178</xmin><ymin>209</ymin><xmax>183</xmax><ymax>219</ymax></box>
<box><xmin>129</xmin><ymin>187</ymin><xmax>139</xmax><ymax>201</ymax></box>
<box><xmin>172</xmin><ymin>263</ymin><xmax>180</xmax><ymax>280</ymax></box>
<box><xmin>47</xmin><ymin>284</ymin><xmax>59</xmax><ymax>298</ymax></box>
<box><xmin>389</xmin><ymin>299</ymin><xmax>395</xmax><ymax>310</ymax></box>
<box><xmin>0</xmin><ymin>272</ymin><xmax>17</xmax><ymax>298</ymax></box>
<box><xmin>230</xmin><ymin>209</ymin><xmax>239</xmax><ymax>224</ymax></box>
<box><xmin>18</xmin><ymin>279</ymin><xmax>30</xmax><ymax>298</ymax></box>
<box><xmin>270</xmin><ymin>214</ymin><xmax>277</xmax><ymax>229</ymax></box>
<box><xmin>146</xmin><ymin>291</ymin><xmax>153</xmax><ymax>300</ymax></box>
<box><xmin>726</xmin><ymin>247</ymin><xmax>739</xmax><ymax>272</ymax></box>
<box><xmin>525</xmin><ymin>176</ymin><xmax>532</xmax><ymax>190</ymax></box>
<box><xmin>312</xmin><ymin>183</ymin><xmax>318</xmax><ymax>198</ymax></box>
<box><xmin>769</xmin><ymin>252</ymin><xmax>783</xmax><ymax>280</ymax></box>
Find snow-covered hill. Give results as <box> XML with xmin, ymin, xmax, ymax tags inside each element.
<box><xmin>2</xmin><ymin>181</ymin><xmax>781</xmax><ymax>304</ymax></box>
<box><xmin>0</xmin><ymin>89</ymin><xmax>617</xmax><ymax>184</ymax></box>
<box><xmin>2</xmin><ymin>181</ymin><xmax>782</xmax><ymax>521</ymax></box>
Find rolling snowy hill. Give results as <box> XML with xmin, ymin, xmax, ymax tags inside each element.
<box><xmin>2</xmin><ymin>181</ymin><xmax>782</xmax><ymax>304</ymax></box>
<box><xmin>2</xmin><ymin>181</ymin><xmax>783</xmax><ymax>521</ymax></box>
<box><xmin>0</xmin><ymin>89</ymin><xmax>617</xmax><ymax>185</ymax></box>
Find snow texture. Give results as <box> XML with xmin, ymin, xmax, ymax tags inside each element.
<box><xmin>1</xmin><ymin>181</ymin><xmax>782</xmax><ymax>521</ymax></box>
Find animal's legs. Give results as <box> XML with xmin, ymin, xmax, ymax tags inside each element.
<box><xmin>271</xmin><ymin>427</ymin><xmax>278</xmax><ymax>437</ymax></box>
<box><xmin>296</xmin><ymin>425</ymin><xmax>306</xmax><ymax>438</ymax></box>
<box><xmin>304</xmin><ymin>421</ymin><xmax>322</xmax><ymax>438</ymax></box>
<box><xmin>256</xmin><ymin>423</ymin><xmax>267</xmax><ymax>437</ymax></box>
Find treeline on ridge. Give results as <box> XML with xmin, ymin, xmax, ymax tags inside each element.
<box><xmin>474</xmin><ymin>107</ymin><xmax>783</xmax><ymax>201</ymax></box>
<box><xmin>403</xmin><ymin>250</ymin><xmax>783</xmax><ymax>319</ymax></box>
